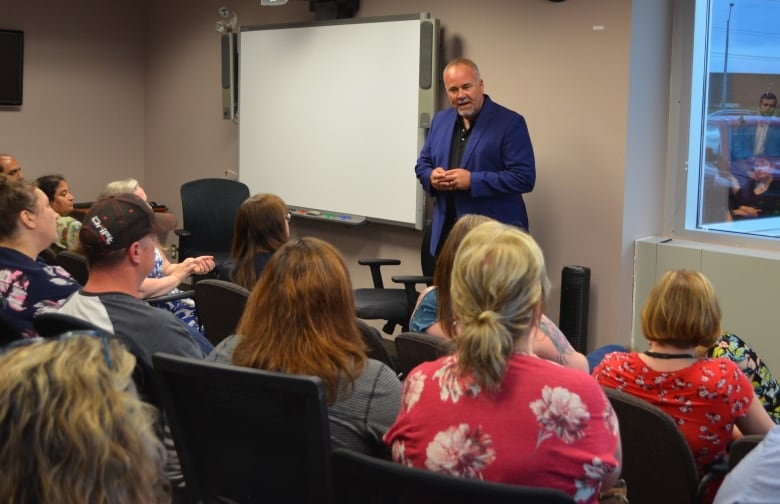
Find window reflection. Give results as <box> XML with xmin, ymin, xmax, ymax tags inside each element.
<box><xmin>694</xmin><ymin>0</ymin><xmax>780</xmax><ymax>237</ymax></box>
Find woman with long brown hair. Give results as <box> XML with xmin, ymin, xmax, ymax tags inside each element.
<box><xmin>216</xmin><ymin>193</ymin><xmax>289</xmax><ymax>290</ymax></box>
<box><xmin>208</xmin><ymin>237</ymin><xmax>401</xmax><ymax>455</ymax></box>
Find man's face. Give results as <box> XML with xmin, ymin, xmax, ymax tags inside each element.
<box><xmin>444</xmin><ymin>64</ymin><xmax>485</xmax><ymax>120</ymax></box>
<box><xmin>0</xmin><ymin>156</ymin><xmax>23</xmax><ymax>181</ymax></box>
<box><xmin>137</xmin><ymin>234</ymin><xmax>157</xmax><ymax>277</ymax></box>
<box><xmin>760</xmin><ymin>98</ymin><xmax>777</xmax><ymax>117</ymax></box>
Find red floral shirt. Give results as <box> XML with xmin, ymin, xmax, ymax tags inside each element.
<box><xmin>593</xmin><ymin>352</ymin><xmax>753</xmax><ymax>473</ymax></box>
<box><xmin>384</xmin><ymin>354</ymin><xmax>620</xmax><ymax>504</ymax></box>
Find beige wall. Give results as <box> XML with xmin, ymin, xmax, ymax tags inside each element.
<box><xmin>3</xmin><ymin>0</ymin><xmax>672</xmax><ymax>350</ymax></box>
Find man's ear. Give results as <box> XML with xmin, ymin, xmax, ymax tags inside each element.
<box><xmin>127</xmin><ymin>241</ymin><xmax>144</xmax><ymax>265</ymax></box>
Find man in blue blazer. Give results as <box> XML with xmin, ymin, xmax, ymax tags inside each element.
<box><xmin>415</xmin><ymin>58</ymin><xmax>535</xmax><ymax>256</ymax></box>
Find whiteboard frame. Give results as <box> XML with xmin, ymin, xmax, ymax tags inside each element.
<box><xmin>238</xmin><ymin>14</ymin><xmax>439</xmax><ymax>230</ymax></box>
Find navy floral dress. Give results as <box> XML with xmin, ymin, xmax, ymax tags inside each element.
<box><xmin>0</xmin><ymin>246</ymin><xmax>79</xmax><ymax>339</ymax></box>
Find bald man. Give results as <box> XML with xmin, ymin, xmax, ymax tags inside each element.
<box><xmin>0</xmin><ymin>154</ymin><xmax>23</xmax><ymax>181</ymax></box>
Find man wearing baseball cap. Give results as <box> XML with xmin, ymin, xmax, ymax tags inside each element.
<box><xmin>58</xmin><ymin>193</ymin><xmax>204</xmax><ymax>367</ymax></box>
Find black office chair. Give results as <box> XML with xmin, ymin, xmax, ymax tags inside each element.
<box><xmin>332</xmin><ymin>448</ymin><xmax>575</xmax><ymax>504</ymax></box>
<box><xmin>56</xmin><ymin>250</ymin><xmax>89</xmax><ymax>285</ymax></box>
<box><xmin>727</xmin><ymin>434</ymin><xmax>764</xmax><ymax>470</ymax></box>
<box><xmin>193</xmin><ymin>279</ymin><xmax>250</xmax><ymax>346</ymax></box>
<box><xmin>38</xmin><ymin>246</ymin><xmax>60</xmax><ymax>266</ymax></box>
<box><xmin>152</xmin><ymin>353</ymin><xmax>333</xmax><ymax>504</ymax></box>
<box><xmin>356</xmin><ymin>319</ymin><xmax>396</xmax><ymax>371</ymax></box>
<box><xmin>353</xmin><ymin>226</ymin><xmax>434</xmax><ymax>334</ymax></box>
<box><xmin>394</xmin><ymin>331</ymin><xmax>455</xmax><ymax>379</ymax></box>
<box><xmin>32</xmin><ymin>311</ymin><xmax>160</xmax><ymax>407</ymax></box>
<box><xmin>174</xmin><ymin>178</ymin><xmax>250</xmax><ymax>263</ymax></box>
<box><xmin>33</xmin><ymin>311</ymin><xmax>105</xmax><ymax>337</ymax></box>
<box><xmin>603</xmin><ymin>387</ymin><xmax>702</xmax><ymax>504</ymax></box>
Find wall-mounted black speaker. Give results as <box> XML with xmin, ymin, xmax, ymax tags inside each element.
<box><xmin>309</xmin><ymin>0</ymin><xmax>359</xmax><ymax>20</ymax></box>
<box><xmin>221</xmin><ymin>33</ymin><xmax>237</xmax><ymax>120</ymax></box>
<box><xmin>559</xmin><ymin>265</ymin><xmax>590</xmax><ymax>354</ymax></box>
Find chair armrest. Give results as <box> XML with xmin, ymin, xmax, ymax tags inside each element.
<box><xmin>147</xmin><ymin>289</ymin><xmax>195</xmax><ymax>305</ymax></box>
<box><xmin>357</xmin><ymin>258</ymin><xmax>401</xmax><ymax>288</ymax></box>
<box><xmin>391</xmin><ymin>275</ymin><xmax>433</xmax><ymax>313</ymax></box>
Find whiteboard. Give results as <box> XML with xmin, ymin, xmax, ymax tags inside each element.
<box><xmin>238</xmin><ymin>15</ymin><xmax>438</xmax><ymax>228</ymax></box>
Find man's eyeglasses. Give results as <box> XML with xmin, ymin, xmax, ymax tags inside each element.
<box><xmin>0</xmin><ymin>330</ymin><xmax>113</xmax><ymax>369</ymax></box>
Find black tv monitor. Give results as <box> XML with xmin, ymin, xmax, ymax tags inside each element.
<box><xmin>0</xmin><ymin>30</ymin><xmax>24</xmax><ymax>106</ymax></box>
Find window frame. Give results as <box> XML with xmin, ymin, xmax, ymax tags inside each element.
<box><xmin>667</xmin><ymin>0</ymin><xmax>780</xmax><ymax>251</ymax></box>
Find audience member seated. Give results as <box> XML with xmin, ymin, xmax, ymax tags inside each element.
<box><xmin>385</xmin><ymin>221</ymin><xmax>621</xmax><ymax>503</ymax></box>
<box><xmin>100</xmin><ymin>178</ymin><xmax>214</xmax><ymax>350</ymax></box>
<box><xmin>0</xmin><ymin>178</ymin><xmax>79</xmax><ymax>338</ymax></box>
<box><xmin>57</xmin><ymin>193</ymin><xmax>205</xmax><ymax>365</ymax></box>
<box><xmin>0</xmin><ymin>153</ymin><xmax>23</xmax><ymax>181</ymax></box>
<box><xmin>593</xmin><ymin>269</ymin><xmax>774</xmax><ymax>475</ymax></box>
<box><xmin>215</xmin><ymin>193</ymin><xmax>290</xmax><ymax>290</ymax></box>
<box><xmin>714</xmin><ymin>424</ymin><xmax>780</xmax><ymax>504</ymax></box>
<box><xmin>207</xmin><ymin>237</ymin><xmax>401</xmax><ymax>456</ymax></box>
<box><xmin>0</xmin><ymin>335</ymin><xmax>170</xmax><ymax>503</ymax></box>
<box><xmin>706</xmin><ymin>332</ymin><xmax>780</xmax><ymax>424</ymax></box>
<box><xmin>35</xmin><ymin>174</ymin><xmax>81</xmax><ymax>251</ymax></box>
<box><xmin>410</xmin><ymin>214</ymin><xmax>592</xmax><ymax>372</ymax></box>
<box><xmin>730</xmin><ymin>156</ymin><xmax>780</xmax><ymax>219</ymax></box>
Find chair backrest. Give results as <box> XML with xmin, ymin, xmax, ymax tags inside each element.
<box><xmin>38</xmin><ymin>246</ymin><xmax>60</xmax><ymax>266</ymax></box>
<box><xmin>56</xmin><ymin>250</ymin><xmax>89</xmax><ymax>285</ymax></box>
<box><xmin>152</xmin><ymin>353</ymin><xmax>333</xmax><ymax>504</ymax></box>
<box><xmin>179</xmin><ymin>178</ymin><xmax>250</xmax><ymax>261</ymax></box>
<box><xmin>32</xmin><ymin>312</ymin><xmax>158</xmax><ymax>408</ymax></box>
<box><xmin>332</xmin><ymin>448</ymin><xmax>575</xmax><ymax>504</ymax></box>
<box><xmin>394</xmin><ymin>331</ymin><xmax>455</xmax><ymax>378</ymax></box>
<box><xmin>603</xmin><ymin>387</ymin><xmax>700</xmax><ymax>504</ymax></box>
<box><xmin>33</xmin><ymin>311</ymin><xmax>104</xmax><ymax>337</ymax></box>
<box><xmin>193</xmin><ymin>279</ymin><xmax>250</xmax><ymax>346</ymax></box>
<box><xmin>728</xmin><ymin>434</ymin><xmax>764</xmax><ymax>470</ymax></box>
<box><xmin>356</xmin><ymin>319</ymin><xmax>395</xmax><ymax>371</ymax></box>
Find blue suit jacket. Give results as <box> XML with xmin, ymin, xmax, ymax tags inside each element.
<box><xmin>415</xmin><ymin>95</ymin><xmax>535</xmax><ymax>254</ymax></box>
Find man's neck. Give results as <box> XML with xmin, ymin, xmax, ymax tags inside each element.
<box><xmin>82</xmin><ymin>268</ymin><xmax>144</xmax><ymax>298</ymax></box>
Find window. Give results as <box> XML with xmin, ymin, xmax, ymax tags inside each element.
<box><xmin>682</xmin><ymin>0</ymin><xmax>780</xmax><ymax>241</ymax></box>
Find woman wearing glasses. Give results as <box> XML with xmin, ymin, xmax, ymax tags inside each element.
<box><xmin>216</xmin><ymin>193</ymin><xmax>290</xmax><ymax>290</ymax></box>
<box><xmin>0</xmin><ymin>334</ymin><xmax>170</xmax><ymax>503</ymax></box>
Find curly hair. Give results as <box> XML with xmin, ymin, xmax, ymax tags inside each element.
<box><xmin>450</xmin><ymin>221</ymin><xmax>550</xmax><ymax>391</ymax></box>
<box><xmin>232</xmin><ymin>237</ymin><xmax>366</xmax><ymax>403</ymax></box>
<box><xmin>0</xmin><ymin>336</ymin><xmax>170</xmax><ymax>503</ymax></box>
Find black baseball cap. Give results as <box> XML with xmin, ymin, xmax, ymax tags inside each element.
<box><xmin>79</xmin><ymin>194</ymin><xmax>161</xmax><ymax>250</ymax></box>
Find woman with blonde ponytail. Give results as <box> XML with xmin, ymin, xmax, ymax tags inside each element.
<box><xmin>384</xmin><ymin>222</ymin><xmax>622</xmax><ymax>503</ymax></box>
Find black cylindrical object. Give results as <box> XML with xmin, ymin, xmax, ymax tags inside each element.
<box><xmin>559</xmin><ymin>265</ymin><xmax>590</xmax><ymax>354</ymax></box>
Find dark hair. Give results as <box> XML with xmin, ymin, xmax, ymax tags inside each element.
<box><xmin>230</xmin><ymin>194</ymin><xmax>288</xmax><ymax>290</ymax></box>
<box><xmin>760</xmin><ymin>91</ymin><xmax>777</xmax><ymax>102</ymax></box>
<box><xmin>34</xmin><ymin>174</ymin><xmax>66</xmax><ymax>203</ymax></box>
<box><xmin>0</xmin><ymin>178</ymin><xmax>38</xmax><ymax>240</ymax></box>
